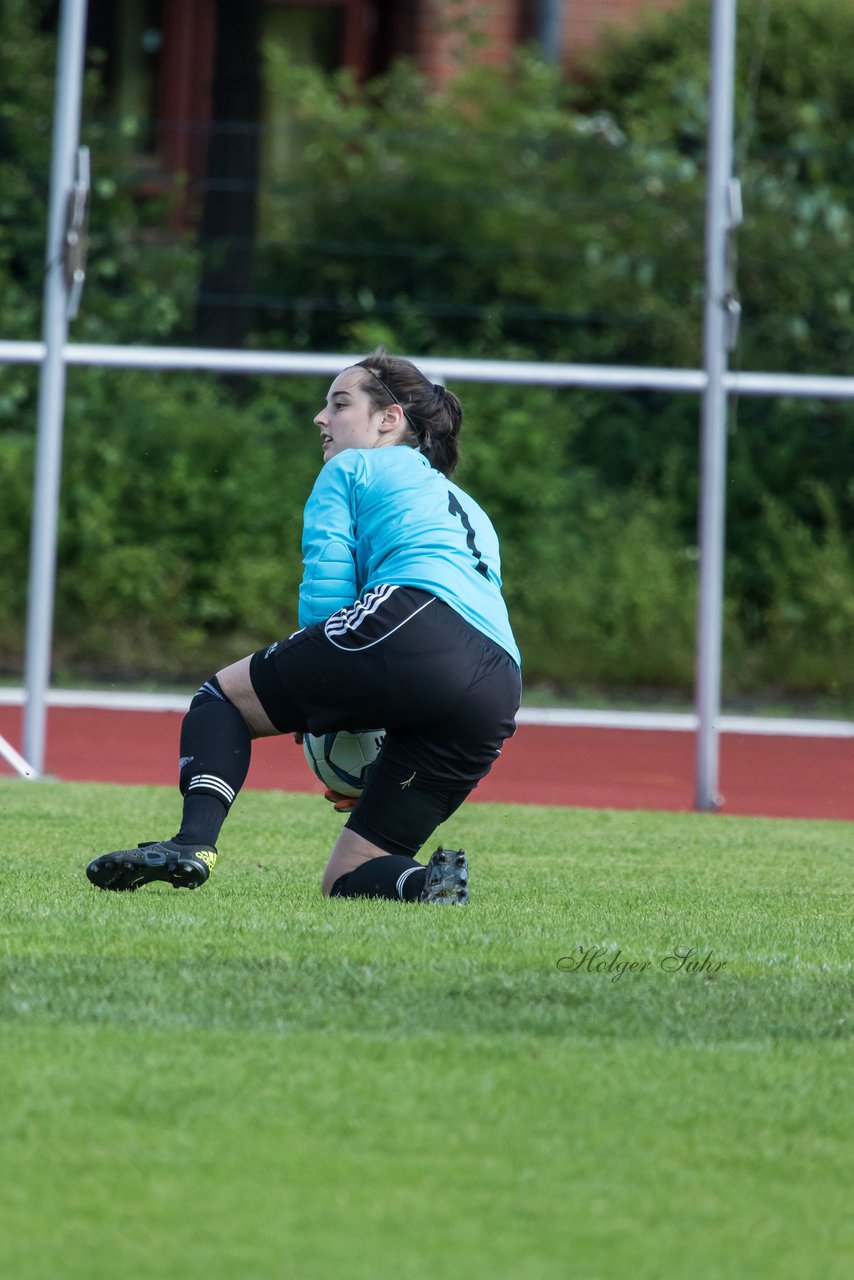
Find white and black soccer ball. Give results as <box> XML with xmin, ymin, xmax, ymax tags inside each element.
<box><xmin>303</xmin><ymin>728</ymin><xmax>386</xmax><ymax>797</ymax></box>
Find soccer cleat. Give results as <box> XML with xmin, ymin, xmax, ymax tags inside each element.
<box><xmin>420</xmin><ymin>846</ymin><xmax>469</xmax><ymax>905</ymax></box>
<box><xmin>86</xmin><ymin>840</ymin><xmax>216</xmax><ymax>893</ymax></box>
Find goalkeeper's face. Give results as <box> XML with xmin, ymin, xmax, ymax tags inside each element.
<box><xmin>314</xmin><ymin>370</ymin><xmax>406</xmax><ymax>462</ymax></box>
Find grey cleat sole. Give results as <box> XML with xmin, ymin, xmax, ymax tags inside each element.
<box><xmin>420</xmin><ymin>847</ymin><xmax>469</xmax><ymax>904</ymax></box>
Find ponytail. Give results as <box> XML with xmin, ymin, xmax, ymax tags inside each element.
<box><xmin>355</xmin><ymin>348</ymin><xmax>463</xmax><ymax>477</ymax></box>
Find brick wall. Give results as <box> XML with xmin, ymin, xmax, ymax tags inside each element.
<box><xmin>565</xmin><ymin>0</ymin><xmax>682</xmax><ymax>60</ymax></box>
<box><xmin>414</xmin><ymin>0</ymin><xmax>683</xmax><ymax>81</ymax></box>
<box><xmin>416</xmin><ymin>0</ymin><xmax>520</xmax><ymax>83</ymax></box>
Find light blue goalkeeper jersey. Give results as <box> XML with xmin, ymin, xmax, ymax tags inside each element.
<box><xmin>299</xmin><ymin>446</ymin><xmax>521</xmax><ymax>667</ymax></box>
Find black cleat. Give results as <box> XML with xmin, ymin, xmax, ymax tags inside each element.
<box><xmin>420</xmin><ymin>847</ymin><xmax>469</xmax><ymax>905</ymax></box>
<box><xmin>86</xmin><ymin>840</ymin><xmax>216</xmax><ymax>893</ymax></box>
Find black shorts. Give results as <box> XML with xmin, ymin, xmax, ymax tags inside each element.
<box><xmin>248</xmin><ymin>586</ymin><xmax>521</xmax><ymax>856</ymax></box>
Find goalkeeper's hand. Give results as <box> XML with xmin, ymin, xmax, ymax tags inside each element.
<box><xmin>323</xmin><ymin>788</ymin><xmax>358</xmax><ymax>813</ymax></box>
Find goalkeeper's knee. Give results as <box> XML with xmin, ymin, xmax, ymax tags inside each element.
<box><xmin>178</xmin><ymin>675</ymin><xmax>251</xmax><ymax>804</ymax></box>
<box><xmin>189</xmin><ymin>676</ymin><xmax>231</xmax><ymax>712</ymax></box>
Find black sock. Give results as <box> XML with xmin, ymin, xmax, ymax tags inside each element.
<box><xmin>174</xmin><ymin>682</ymin><xmax>252</xmax><ymax>847</ymax></box>
<box><xmin>331</xmin><ymin>855</ymin><xmax>427</xmax><ymax>901</ymax></box>
<box><xmin>174</xmin><ymin>794</ymin><xmax>229</xmax><ymax>848</ymax></box>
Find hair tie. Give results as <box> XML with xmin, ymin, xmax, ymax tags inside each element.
<box><xmin>433</xmin><ymin>383</ymin><xmax>445</xmax><ymax>400</ymax></box>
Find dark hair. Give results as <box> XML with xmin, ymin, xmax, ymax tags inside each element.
<box><xmin>354</xmin><ymin>347</ymin><xmax>463</xmax><ymax>477</ymax></box>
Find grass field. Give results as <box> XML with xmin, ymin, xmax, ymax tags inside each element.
<box><xmin>1</xmin><ymin>778</ymin><xmax>852</xmax><ymax>1280</ymax></box>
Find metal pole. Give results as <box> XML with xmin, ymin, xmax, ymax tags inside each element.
<box><xmin>537</xmin><ymin>0</ymin><xmax>562</xmax><ymax>63</ymax></box>
<box><xmin>22</xmin><ymin>0</ymin><xmax>88</xmax><ymax>774</ymax></box>
<box><xmin>3</xmin><ymin>340</ymin><xmax>854</xmax><ymax>400</ymax></box>
<box><xmin>695</xmin><ymin>0</ymin><xmax>738</xmax><ymax>811</ymax></box>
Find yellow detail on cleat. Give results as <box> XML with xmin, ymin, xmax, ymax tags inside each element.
<box><xmin>196</xmin><ymin>849</ymin><xmax>217</xmax><ymax>873</ymax></box>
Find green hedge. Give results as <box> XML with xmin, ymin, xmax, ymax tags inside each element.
<box><xmin>3</xmin><ymin>370</ymin><xmax>852</xmax><ymax>698</ymax></box>
<box><xmin>0</xmin><ymin>371</ymin><xmax>701</xmax><ymax>688</ymax></box>
<box><xmin>1</xmin><ymin>369</ymin><xmax>322</xmax><ymax>678</ymax></box>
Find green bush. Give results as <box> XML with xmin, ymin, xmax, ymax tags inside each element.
<box><xmin>453</xmin><ymin>382</ymin><xmax>701</xmax><ymax>690</ymax></box>
<box><xmin>253</xmin><ymin>48</ymin><xmax>703</xmax><ymax>365</ymax></box>
<box><xmin>2</xmin><ymin>366</ymin><xmax>853</xmax><ymax>697</ymax></box>
<box><xmin>1</xmin><ymin>375</ymin><xmax>704</xmax><ymax>692</ymax></box>
<box><xmin>0</xmin><ymin>369</ymin><xmax>324</xmax><ymax>678</ymax></box>
<box><xmin>755</xmin><ymin>485</ymin><xmax>854</xmax><ymax>697</ymax></box>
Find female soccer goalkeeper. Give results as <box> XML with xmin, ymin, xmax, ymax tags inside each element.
<box><xmin>86</xmin><ymin>349</ymin><xmax>521</xmax><ymax>903</ymax></box>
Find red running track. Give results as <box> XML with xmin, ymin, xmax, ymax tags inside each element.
<box><xmin>2</xmin><ymin>705</ymin><xmax>852</xmax><ymax>821</ymax></box>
